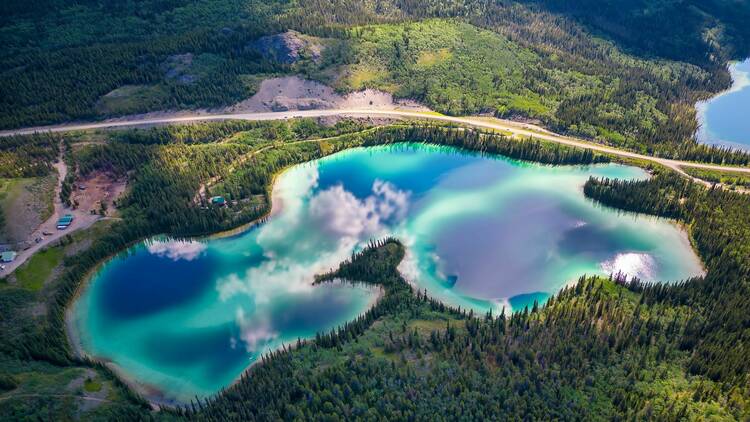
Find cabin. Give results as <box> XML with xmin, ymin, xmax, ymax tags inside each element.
<box><xmin>57</xmin><ymin>214</ymin><xmax>74</xmax><ymax>230</ymax></box>
<box><xmin>210</xmin><ymin>196</ymin><xmax>227</xmax><ymax>207</ymax></box>
<box><xmin>1</xmin><ymin>251</ymin><xmax>17</xmax><ymax>263</ymax></box>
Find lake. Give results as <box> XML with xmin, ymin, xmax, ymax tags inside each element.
<box><xmin>71</xmin><ymin>143</ymin><xmax>705</xmax><ymax>402</ymax></box>
<box><xmin>696</xmin><ymin>58</ymin><xmax>750</xmax><ymax>150</ymax></box>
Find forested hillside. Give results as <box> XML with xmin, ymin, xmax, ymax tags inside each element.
<box><xmin>2</xmin><ymin>0</ymin><xmax>750</xmax><ymax>159</ymax></box>
<box><xmin>521</xmin><ymin>0</ymin><xmax>750</xmax><ymax>64</ymax></box>
<box><xmin>1</xmin><ymin>120</ymin><xmax>749</xmax><ymax>419</ymax></box>
<box><xmin>0</xmin><ymin>0</ymin><xmax>288</xmax><ymax>128</ymax></box>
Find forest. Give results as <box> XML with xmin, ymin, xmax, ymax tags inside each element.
<box><xmin>2</xmin><ymin>0</ymin><xmax>750</xmax><ymax>161</ymax></box>
<box><xmin>0</xmin><ymin>118</ymin><xmax>748</xmax><ymax>419</ymax></box>
<box><xmin>0</xmin><ymin>134</ymin><xmax>60</xmax><ymax>178</ymax></box>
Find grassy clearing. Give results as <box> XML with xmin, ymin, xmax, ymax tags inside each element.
<box><xmin>14</xmin><ymin>247</ymin><xmax>64</xmax><ymax>291</ymax></box>
<box><xmin>3</xmin><ymin>220</ymin><xmax>115</xmax><ymax>291</ymax></box>
<box><xmin>0</xmin><ymin>178</ymin><xmax>24</xmax><ymax>241</ymax></box>
<box><xmin>4</xmin><ymin>366</ymin><xmax>82</xmax><ymax>396</ymax></box>
<box><xmin>0</xmin><ymin>177</ymin><xmax>55</xmax><ymax>244</ymax></box>
<box><xmin>683</xmin><ymin>167</ymin><xmax>750</xmax><ymax>188</ymax></box>
<box><xmin>346</xmin><ymin>67</ymin><xmax>381</xmax><ymax>89</ymax></box>
<box><xmin>415</xmin><ymin>48</ymin><xmax>452</xmax><ymax>67</ymax></box>
<box><xmin>0</xmin><ymin>359</ymin><xmax>138</xmax><ymax>419</ymax></box>
<box><xmin>64</xmin><ymin>131</ymin><xmax>112</xmax><ymax>147</ymax></box>
<box><xmin>84</xmin><ymin>377</ymin><xmax>102</xmax><ymax>393</ymax></box>
<box><xmin>336</xmin><ymin>20</ymin><xmax>549</xmax><ymax>118</ymax></box>
<box><xmin>95</xmin><ymin>85</ymin><xmax>168</xmax><ymax>116</ymax></box>
<box><xmin>408</xmin><ymin>318</ymin><xmax>465</xmax><ymax>336</ymax></box>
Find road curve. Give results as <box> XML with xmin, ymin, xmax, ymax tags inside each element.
<box><xmin>2</xmin><ymin>108</ymin><xmax>749</xmax><ymax>177</ymax></box>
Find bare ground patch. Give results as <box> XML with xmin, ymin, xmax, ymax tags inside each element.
<box><xmin>70</xmin><ymin>172</ymin><xmax>127</xmax><ymax>217</ymax></box>
<box><xmin>227</xmin><ymin>76</ymin><xmax>428</xmax><ymax>113</ymax></box>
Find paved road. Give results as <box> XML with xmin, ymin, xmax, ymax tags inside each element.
<box><xmin>1</xmin><ymin>108</ymin><xmax>746</xmax><ymax>281</ymax></box>
<box><xmin>2</xmin><ymin>109</ymin><xmax>748</xmax><ymax>177</ymax></box>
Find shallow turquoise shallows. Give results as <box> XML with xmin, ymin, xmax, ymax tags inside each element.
<box><xmin>72</xmin><ymin>143</ymin><xmax>705</xmax><ymax>402</ymax></box>
<box><xmin>696</xmin><ymin>58</ymin><xmax>750</xmax><ymax>150</ymax></box>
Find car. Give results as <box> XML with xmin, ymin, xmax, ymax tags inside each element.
<box><xmin>42</xmin><ymin>231</ymin><xmax>52</xmax><ymax>236</ymax></box>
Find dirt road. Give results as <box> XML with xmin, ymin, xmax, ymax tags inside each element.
<box><xmin>1</xmin><ymin>145</ymin><xmax>100</xmax><ymax>276</ymax></box>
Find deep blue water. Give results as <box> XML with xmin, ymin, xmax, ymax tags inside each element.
<box><xmin>697</xmin><ymin>58</ymin><xmax>750</xmax><ymax>150</ymax></box>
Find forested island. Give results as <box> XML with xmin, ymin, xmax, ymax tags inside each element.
<box><xmin>1</xmin><ymin>0</ymin><xmax>750</xmax><ymax>420</ymax></box>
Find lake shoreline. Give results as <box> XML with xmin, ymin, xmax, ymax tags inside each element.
<box><xmin>66</xmin><ymin>283</ymin><xmax>386</xmax><ymax>409</ymax></box>
<box><xmin>64</xmin><ymin>159</ymin><xmax>386</xmax><ymax>407</ymax></box>
<box><xmin>63</xmin><ymin>168</ymin><xmax>296</xmax><ymax>407</ymax></box>
<box><xmin>64</xmin><ymin>142</ymin><xmax>708</xmax><ymax>408</ymax></box>
<box><xmin>696</xmin><ymin>58</ymin><xmax>750</xmax><ymax>150</ymax></box>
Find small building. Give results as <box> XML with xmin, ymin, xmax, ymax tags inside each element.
<box><xmin>210</xmin><ymin>196</ymin><xmax>227</xmax><ymax>207</ymax></box>
<box><xmin>57</xmin><ymin>214</ymin><xmax>74</xmax><ymax>229</ymax></box>
<box><xmin>1</xmin><ymin>251</ymin><xmax>17</xmax><ymax>263</ymax></box>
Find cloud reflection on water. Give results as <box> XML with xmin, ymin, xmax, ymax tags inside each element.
<box><xmin>215</xmin><ymin>166</ymin><xmax>411</xmax><ymax>353</ymax></box>
<box><xmin>146</xmin><ymin>239</ymin><xmax>207</xmax><ymax>261</ymax></box>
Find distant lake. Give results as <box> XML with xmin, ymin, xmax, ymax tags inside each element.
<box><xmin>71</xmin><ymin>143</ymin><xmax>705</xmax><ymax>402</ymax></box>
<box><xmin>696</xmin><ymin>58</ymin><xmax>750</xmax><ymax>150</ymax></box>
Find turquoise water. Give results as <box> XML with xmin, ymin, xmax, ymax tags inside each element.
<box><xmin>72</xmin><ymin>143</ymin><xmax>704</xmax><ymax>402</ymax></box>
<box><xmin>697</xmin><ymin>58</ymin><xmax>750</xmax><ymax>150</ymax></box>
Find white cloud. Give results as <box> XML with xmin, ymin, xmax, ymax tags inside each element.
<box><xmin>257</xmin><ymin>165</ymin><xmax>320</xmax><ymax>248</ymax></box>
<box><xmin>216</xmin><ymin>237</ymin><xmax>360</xmax><ymax>304</ymax></box>
<box><xmin>309</xmin><ymin>185</ymin><xmax>381</xmax><ymax>238</ymax></box>
<box><xmin>396</xmin><ymin>243</ymin><xmax>420</xmax><ymax>286</ymax></box>
<box><xmin>572</xmin><ymin>220</ymin><xmax>587</xmax><ymax>228</ymax></box>
<box><xmin>146</xmin><ymin>239</ymin><xmax>206</xmax><ymax>261</ymax></box>
<box><xmin>373</xmin><ymin>179</ymin><xmax>411</xmax><ymax>221</ymax></box>
<box><xmin>218</xmin><ymin>273</ymin><xmax>248</xmax><ymax>301</ymax></box>
<box><xmin>308</xmin><ymin>179</ymin><xmax>410</xmax><ymax>239</ymax></box>
<box><xmin>601</xmin><ymin>252</ymin><xmax>657</xmax><ymax>281</ymax></box>
<box><xmin>235</xmin><ymin>308</ymin><xmax>278</xmax><ymax>353</ymax></box>
<box><xmin>215</xmin><ymin>178</ymin><xmax>412</xmax><ymax>350</ymax></box>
